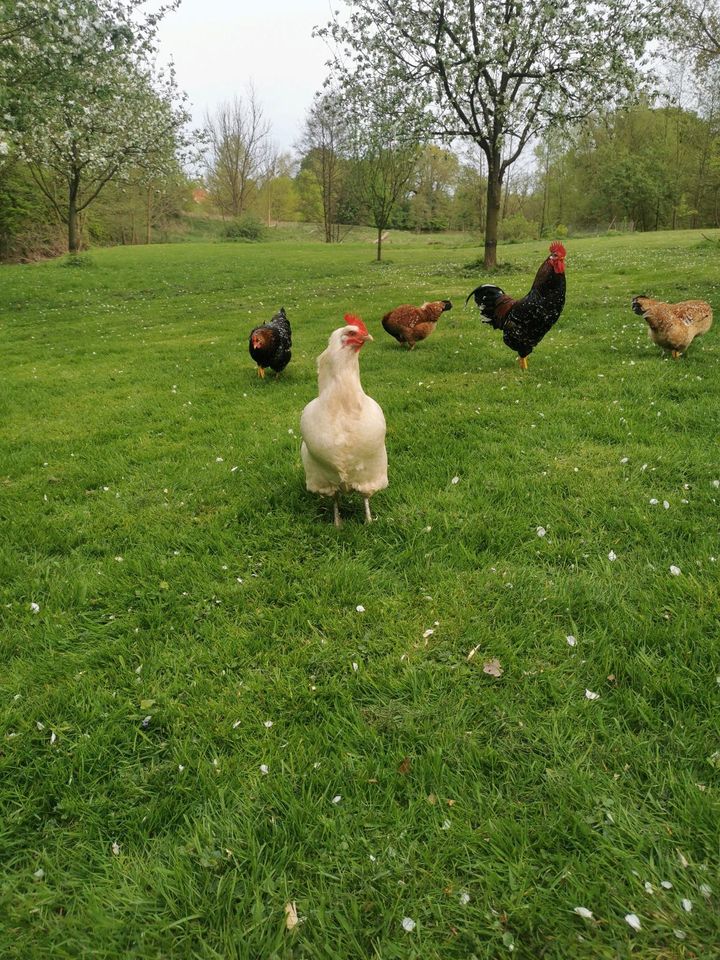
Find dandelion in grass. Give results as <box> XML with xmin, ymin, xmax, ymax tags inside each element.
<box><xmin>625</xmin><ymin>913</ymin><xmax>641</xmax><ymax>931</ymax></box>
<box><xmin>402</xmin><ymin>917</ymin><xmax>416</xmax><ymax>932</ymax></box>
<box><xmin>573</xmin><ymin>907</ymin><xmax>593</xmax><ymax>919</ymax></box>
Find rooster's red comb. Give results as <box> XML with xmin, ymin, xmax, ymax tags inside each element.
<box><xmin>549</xmin><ymin>241</ymin><xmax>566</xmax><ymax>258</ymax></box>
<box><xmin>344</xmin><ymin>313</ymin><xmax>368</xmax><ymax>337</ymax></box>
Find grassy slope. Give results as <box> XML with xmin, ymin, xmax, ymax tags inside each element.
<box><xmin>1</xmin><ymin>230</ymin><xmax>719</xmax><ymax>959</ymax></box>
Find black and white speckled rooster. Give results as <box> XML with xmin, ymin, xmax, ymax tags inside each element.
<box><xmin>248</xmin><ymin>307</ymin><xmax>292</xmax><ymax>379</ymax></box>
<box><xmin>465</xmin><ymin>242</ymin><xmax>566</xmax><ymax>370</ymax></box>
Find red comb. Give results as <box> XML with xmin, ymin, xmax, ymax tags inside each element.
<box><xmin>344</xmin><ymin>313</ymin><xmax>368</xmax><ymax>337</ymax></box>
<box><xmin>550</xmin><ymin>241</ymin><xmax>566</xmax><ymax>258</ymax></box>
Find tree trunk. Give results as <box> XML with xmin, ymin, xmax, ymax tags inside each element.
<box><xmin>146</xmin><ymin>187</ymin><xmax>152</xmax><ymax>244</ymax></box>
<box><xmin>484</xmin><ymin>163</ymin><xmax>502</xmax><ymax>269</ymax></box>
<box><xmin>376</xmin><ymin>225</ymin><xmax>383</xmax><ymax>262</ymax></box>
<box><xmin>68</xmin><ymin>172</ymin><xmax>81</xmax><ymax>252</ymax></box>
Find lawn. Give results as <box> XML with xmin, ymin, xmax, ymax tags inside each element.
<box><xmin>1</xmin><ymin>229</ymin><xmax>719</xmax><ymax>959</ymax></box>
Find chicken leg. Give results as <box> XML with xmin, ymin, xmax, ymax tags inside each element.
<box><xmin>364</xmin><ymin>497</ymin><xmax>373</xmax><ymax>524</ymax></box>
<box><xmin>671</xmin><ymin>350</ymin><xmax>682</xmax><ymax>359</ymax></box>
<box><xmin>257</xmin><ymin>366</ymin><xmax>266</xmax><ymax>379</ymax></box>
<box><xmin>517</xmin><ymin>356</ymin><xmax>529</xmax><ymax>370</ymax></box>
<box><xmin>333</xmin><ymin>494</ymin><xmax>342</xmax><ymax>528</ymax></box>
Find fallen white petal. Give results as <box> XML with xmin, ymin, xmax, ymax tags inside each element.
<box><xmin>663</xmin><ymin>500</ymin><xmax>670</xmax><ymax>509</ymax></box>
<box><xmin>260</xmin><ymin>764</ymin><xmax>269</xmax><ymax>775</ymax></box>
<box><xmin>625</xmin><ymin>913</ymin><xmax>641</xmax><ymax>931</ymax></box>
<box><xmin>285</xmin><ymin>901</ymin><xmax>299</xmax><ymax>931</ymax></box>
<box><xmin>644</xmin><ymin>881</ymin><xmax>655</xmax><ymax>894</ymax></box>
<box><xmin>423</xmin><ymin>629</ymin><xmax>434</xmax><ymax>638</ymax></box>
<box><xmin>332</xmin><ymin>795</ymin><xmax>342</xmax><ymax>804</ymax></box>
<box><xmin>402</xmin><ymin>917</ymin><xmax>416</xmax><ymax>932</ymax></box>
<box><xmin>699</xmin><ymin>883</ymin><xmax>712</xmax><ymax>898</ymax></box>
<box><xmin>111</xmin><ymin>841</ymin><xmax>120</xmax><ymax>855</ymax></box>
<box><xmin>670</xmin><ymin>566</ymin><xmax>681</xmax><ymax>576</ymax></box>
<box><xmin>30</xmin><ymin>602</ymin><xmax>40</xmax><ymax>613</ymax></box>
<box><xmin>620</xmin><ymin>457</ymin><xmax>629</xmax><ymax>464</ymax></box>
<box><xmin>441</xmin><ymin>819</ymin><xmax>451</xmax><ymax>830</ymax></box>
<box><xmin>574</xmin><ymin>906</ymin><xmax>593</xmax><ymax>919</ymax></box>
<box><xmin>355</xmin><ymin>605</ymin><xmax>365</xmax><ymax>613</ymax></box>
<box><xmin>681</xmin><ymin>899</ymin><xmax>692</xmax><ymax>912</ymax></box>
<box><xmin>459</xmin><ymin>891</ymin><xmax>471</xmax><ymax>905</ymax></box>
<box><xmin>608</xmin><ymin>550</ymin><xmax>617</xmax><ymax>562</ymax></box>
<box><xmin>566</xmin><ymin>635</ymin><xmax>577</xmax><ymax>647</ymax></box>
<box><xmin>661</xmin><ymin>880</ymin><xmax>673</xmax><ymax>889</ymax></box>
<box><xmin>352</xmin><ymin>662</ymin><xmax>359</xmax><ymax>672</ymax></box>
<box><xmin>536</xmin><ymin>526</ymin><xmax>547</xmax><ymax>537</ymax></box>
<box><xmin>585</xmin><ymin>689</ymin><xmax>600</xmax><ymax>701</ymax></box>
<box><xmin>649</xmin><ymin>498</ymin><xmax>658</xmax><ymax>505</ymax></box>
<box><xmin>263</xmin><ymin>720</ymin><xmax>273</xmax><ymax>728</ymax></box>
<box><xmin>451</xmin><ymin>476</ymin><xmax>460</xmax><ymax>485</ymax></box>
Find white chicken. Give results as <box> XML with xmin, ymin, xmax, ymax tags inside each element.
<box><xmin>300</xmin><ymin>315</ymin><xmax>388</xmax><ymax>527</ymax></box>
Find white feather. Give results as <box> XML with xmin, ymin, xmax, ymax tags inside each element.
<box><xmin>300</xmin><ymin>327</ymin><xmax>388</xmax><ymax>497</ymax></box>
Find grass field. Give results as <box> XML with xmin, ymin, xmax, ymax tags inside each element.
<box><xmin>1</xmin><ymin>229</ymin><xmax>719</xmax><ymax>959</ymax></box>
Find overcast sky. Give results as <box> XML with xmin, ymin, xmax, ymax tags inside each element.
<box><xmin>155</xmin><ymin>0</ymin><xmax>337</xmax><ymax>152</ymax></box>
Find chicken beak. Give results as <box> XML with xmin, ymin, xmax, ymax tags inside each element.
<box><xmin>365</xmin><ymin>333</ymin><xmax>374</xmax><ymax>342</ymax></box>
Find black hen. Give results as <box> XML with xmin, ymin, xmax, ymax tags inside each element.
<box><xmin>249</xmin><ymin>307</ymin><xmax>292</xmax><ymax>379</ymax></box>
<box><xmin>465</xmin><ymin>242</ymin><xmax>566</xmax><ymax>369</ymax></box>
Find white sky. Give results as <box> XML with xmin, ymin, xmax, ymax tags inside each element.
<box><xmin>155</xmin><ymin>0</ymin><xmax>337</xmax><ymax>152</ymax></box>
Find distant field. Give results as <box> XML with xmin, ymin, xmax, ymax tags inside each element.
<box><xmin>1</xmin><ymin>230</ymin><xmax>719</xmax><ymax>959</ymax></box>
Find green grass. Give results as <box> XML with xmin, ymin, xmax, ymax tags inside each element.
<box><xmin>1</xmin><ymin>230</ymin><xmax>719</xmax><ymax>959</ymax></box>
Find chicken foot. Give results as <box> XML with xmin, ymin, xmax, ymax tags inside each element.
<box><xmin>257</xmin><ymin>366</ymin><xmax>266</xmax><ymax>379</ymax></box>
<box><xmin>517</xmin><ymin>356</ymin><xmax>529</xmax><ymax>370</ymax></box>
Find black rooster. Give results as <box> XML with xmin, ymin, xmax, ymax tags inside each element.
<box><xmin>248</xmin><ymin>307</ymin><xmax>292</xmax><ymax>379</ymax></box>
<box><xmin>465</xmin><ymin>242</ymin><xmax>566</xmax><ymax>369</ymax></box>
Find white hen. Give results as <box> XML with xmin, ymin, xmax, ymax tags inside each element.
<box><xmin>300</xmin><ymin>314</ymin><xmax>388</xmax><ymax>527</ymax></box>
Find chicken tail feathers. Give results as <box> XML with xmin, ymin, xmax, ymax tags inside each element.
<box><xmin>466</xmin><ymin>284</ymin><xmax>513</xmax><ymax>329</ymax></box>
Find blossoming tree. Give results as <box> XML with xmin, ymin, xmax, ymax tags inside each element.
<box><xmin>0</xmin><ymin>0</ymin><xmax>190</xmax><ymax>251</ymax></box>
<box><xmin>318</xmin><ymin>0</ymin><xmax>664</xmax><ymax>267</ymax></box>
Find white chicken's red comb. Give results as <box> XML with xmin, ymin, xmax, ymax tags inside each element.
<box><xmin>549</xmin><ymin>241</ymin><xmax>566</xmax><ymax>258</ymax></box>
<box><xmin>344</xmin><ymin>313</ymin><xmax>369</xmax><ymax>337</ymax></box>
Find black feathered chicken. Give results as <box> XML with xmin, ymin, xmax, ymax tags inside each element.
<box><xmin>249</xmin><ymin>307</ymin><xmax>292</xmax><ymax>379</ymax></box>
<box><xmin>465</xmin><ymin>242</ymin><xmax>566</xmax><ymax>369</ymax></box>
